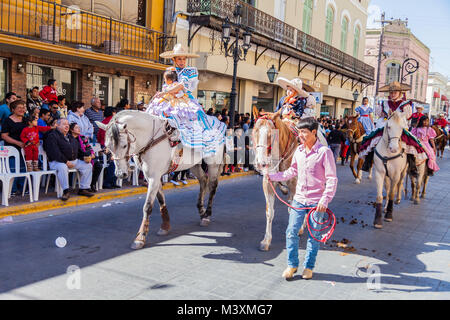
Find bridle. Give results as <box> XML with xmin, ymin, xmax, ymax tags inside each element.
<box><xmin>376</xmin><ymin>114</ymin><xmax>405</xmax><ymax>178</ymax></box>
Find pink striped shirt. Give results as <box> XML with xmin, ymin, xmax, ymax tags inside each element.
<box><xmin>269</xmin><ymin>140</ymin><xmax>338</xmax><ymax>207</ymax></box>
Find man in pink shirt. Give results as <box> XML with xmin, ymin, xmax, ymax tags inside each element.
<box><xmin>265</xmin><ymin>117</ymin><xmax>338</xmax><ymax>280</ymax></box>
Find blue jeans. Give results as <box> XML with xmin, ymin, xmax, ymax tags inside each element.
<box><xmin>286</xmin><ymin>200</ymin><xmax>324</xmax><ymax>270</ymax></box>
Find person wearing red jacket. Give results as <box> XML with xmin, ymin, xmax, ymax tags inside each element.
<box><xmin>409</xmin><ymin>105</ymin><xmax>424</xmax><ymax>128</ymax></box>
<box><xmin>39</xmin><ymin>79</ymin><xmax>58</xmax><ymax>109</ymax></box>
<box><xmin>434</xmin><ymin>113</ymin><xmax>448</xmax><ymax>136</ymax></box>
<box><xmin>20</xmin><ymin>114</ymin><xmax>53</xmax><ymax>171</ymax></box>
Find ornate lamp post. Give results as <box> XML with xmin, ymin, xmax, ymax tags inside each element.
<box><xmin>222</xmin><ymin>4</ymin><xmax>252</xmax><ymax>128</ymax></box>
<box><xmin>266</xmin><ymin>65</ymin><xmax>278</xmax><ymax>83</ymax></box>
<box><xmin>352</xmin><ymin>89</ymin><xmax>360</xmax><ymax>113</ymax></box>
<box><xmin>399</xmin><ymin>58</ymin><xmax>419</xmax><ymax>83</ymax></box>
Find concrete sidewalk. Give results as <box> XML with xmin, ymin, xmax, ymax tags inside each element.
<box><xmin>0</xmin><ymin>171</ymin><xmax>256</xmax><ymax>219</ymax></box>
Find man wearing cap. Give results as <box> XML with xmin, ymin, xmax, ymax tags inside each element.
<box><xmin>359</xmin><ymin>81</ymin><xmax>426</xmax><ymax>176</ymax></box>
<box><xmin>434</xmin><ymin>113</ymin><xmax>448</xmax><ymax>137</ymax></box>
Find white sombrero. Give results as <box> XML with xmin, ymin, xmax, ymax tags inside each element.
<box><xmin>276</xmin><ymin>77</ymin><xmax>309</xmax><ymax>98</ymax></box>
<box><xmin>160</xmin><ymin>43</ymin><xmax>200</xmax><ymax>59</ymax></box>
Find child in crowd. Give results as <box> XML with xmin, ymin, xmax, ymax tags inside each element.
<box><xmin>20</xmin><ymin>115</ymin><xmax>53</xmax><ymax>171</ymax></box>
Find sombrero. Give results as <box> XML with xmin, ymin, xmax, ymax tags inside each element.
<box><xmin>379</xmin><ymin>81</ymin><xmax>411</xmax><ymax>92</ymax></box>
<box><xmin>276</xmin><ymin>77</ymin><xmax>309</xmax><ymax>98</ymax></box>
<box><xmin>160</xmin><ymin>43</ymin><xmax>200</xmax><ymax>59</ymax></box>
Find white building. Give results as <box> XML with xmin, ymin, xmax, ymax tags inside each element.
<box><xmin>426</xmin><ymin>72</ymin><xmax>449</xmax><ymax>117</ymax></box>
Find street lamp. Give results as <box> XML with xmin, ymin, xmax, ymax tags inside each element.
<box><xmin>221</xmin><ymin>4</ymin><xmax>252</xmax><ymax>129</ymax></box>
<box><xmin>352</xmin><ymin>89</ymin><xmax>360</xmax><ymax>113</ymax></box>
<box><xmin>266</xmin><ymin>65</ymin><xmax>278</xmax><ymax>83</ymax></box>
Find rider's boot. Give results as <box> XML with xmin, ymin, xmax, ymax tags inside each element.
<box><xmin>361</xmin><ymin>151</ymin><xmax>374</xmax><ymax>172</ymax></box>
<box><xmin>407</xmin><ymin>154</ymin><xmax>418</xmax><ymax>178</ymax></box>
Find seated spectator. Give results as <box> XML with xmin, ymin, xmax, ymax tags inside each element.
<box><xmin>43</xmin><ymin>118</ymin><xmax>94</xmax><ymax>201</ymax></box>
<box><xmin>27</xmin><ymin>87</ymin><xmax>43</xmax><ymax>113</ymax></box>
<box><xmin>0</xmin><ymin>92</ymin><xmax>18</xmax><ymax>129</ymax></box>
<box><xmin>85</xmin><ymin>97</ymin><xmax>104</xmax><ymax>142</ymax></box>
<box><xmin>58</xmin><ymin>95</ymin><xmax>68</xmax><ymax>119</ymax></box>
<box><xmin>48</xmin><ymin>100</ymin><xmax>61</xmax><ymax>121</ymax></box>
<box><xmin>69</xmin><ymin>123</ymin><xmax>103</xmax><ymax>193</ymax></box>
<box><xmin>38</xmin><ymin>109</ymin><xmax>51</xmax><ymax>139</ymax></box>
<box><xmin>242</xmin><ymin>117</ymin><xmax>251</xmax><ymax>133</ymax></box>
<box><xmin>1</xmin><ymin>100</ymin><xmax>28</xmax><ymax>193</ymax></box>
<box><xmin>67</xmin><ymin>101</ymin><xmax>94</xmax><ymax>140</ymax></box>
<box><xmin>39</xmin><ymin>79</ymin><xmax>58</xmax><ymax>110</ymax></box>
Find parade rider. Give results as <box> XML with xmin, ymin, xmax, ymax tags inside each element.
<box><xmin>434</xmin><ymin>113</ymin><xmax>448</xmax><ymax>137</ymax></box>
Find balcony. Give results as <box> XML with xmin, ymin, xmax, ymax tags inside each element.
<box><xmin>187</xmin><ymin>0</ymin><xmax>374</xmax><ymax>82</ymax></box>
<box><xmin>0</xmin><ymin>0</ymin><xmax>175</xmax><ymax>65</ymax></box>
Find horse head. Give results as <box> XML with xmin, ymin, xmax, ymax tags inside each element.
<box><xmin>384</xmin><ymin>110</ymin><xmax>407</xmax><ymax>154</ymax></box>
<box><xmin>252</xmin><ymin>113</ymin><xmax>278</xmax><ymax>172</ymax></box>
<box><xmin>346</xmin><ymin>116</ymin><xmax>361</xmax><ymax>142</ymax></box>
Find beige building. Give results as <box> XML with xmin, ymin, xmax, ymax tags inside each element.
<box><xmin>172</xmin><ymin>0</ymin><xmax>374</xmax><ymax>119</ymax></box>
<box><xmin>426</xmin><ymin>72</ymin><xmax>449</xmax><ymax>117</ymax></box>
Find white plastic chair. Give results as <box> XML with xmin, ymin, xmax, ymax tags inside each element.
<box><xmin>0</xmin><ymin>146</ymin><xmax>33</xmax><ymax>206</ymax></box>
<box><xmin>91</xmin><ymin>143</ymin><xmax>108</xmax><ymax>190</ymax></box>
<box><xmin>22</xmin><ymin>146</ymin><xmax>61</xmax><ymax>201</ymax></box>
<box><xmin>116</xmin><ymin>159</ymin><xmax>140</xmax><ymax>187</ymax></box>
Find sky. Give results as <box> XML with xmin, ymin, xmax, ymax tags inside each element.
<box><xmin>367</xmin><ymin>0</ymin><xmax>450</xmax><ymax>80</ymax></box>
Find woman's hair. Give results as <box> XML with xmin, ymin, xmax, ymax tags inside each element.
<box><xmin>116</xmin><ymin>98</ymin><xmax>129</xmax><ymax>110</ymax></box>
<box><xmin>296</xmin><ymin>117</ymin><xmax>319</xmax><ymax>132</ymax></box>
<box><xmin>70</xmin><ymin>101</ymin><xmax>85</xmax><ymax>112</ymax></box>
<box><xmin>69</xmin><ymin>122</ymin><xmax>78</xmax><ymax>133</ymax></box>
<box><xmin>164</xmin><ymin>70</ymin><xmax>178</xmax><ymax>83</ymax></box>
<box><xmin>9</xmin><ymin>99</ymin><xmax>26</xmax><ymax>111</ymax></box>
<box><xmin>58</xmin><ymin>95</ymin><xmax>66</xmax><ymax>103</ymax></box>
<box><xmin>362</xmin><ymin>97</ymin><xmax>369</xmax><ymax>102</ymax></box>
<box><xmin>104</xmin><ymin>106</ymin><xmax>116</xmax><ymax>118</ymax></box>
<box><xmin>417</xmin><ymin>115</ymin><xmax>429</xmax><ymax>128</ymax></box>
<box><xmin>23</xmin><ymin>114</ymin><xmax>37</xmax><ymax>124</ymax></box>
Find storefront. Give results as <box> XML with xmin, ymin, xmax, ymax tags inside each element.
<box><xmin>92</xmin><ymin>73</ymin><xmax>129</xmax><ymax>107</ymax></box>
<box><xmin>254</xmin><ymin>83</ymin><xmax>275</xmax><ymax>112</ymax></box>
<box><xmin>26</xmin><ymin>63</ymin><xmax>77</xmax><ymax>102</ymax></box>
<box><xmin>197</xmin><ymin>90</ymin><xmax>230</xmax><ymax>113</ymax></box>
<box><xmin>0</xmin><ymin>58</ymin><xmax>8</xmax><ymax>101</ymax></box>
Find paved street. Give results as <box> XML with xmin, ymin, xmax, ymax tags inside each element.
<box><xmin>1</xmin><ymin>151</ymin><xmax>449</xmax><ymax>300</ymax></box>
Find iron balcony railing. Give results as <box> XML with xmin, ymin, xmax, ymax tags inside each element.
<box><xmin>187</xmin><ymin>0</ymin><xmax>374</xmax><ymax>81</ymax></box>
<box><xmin>0</xmin><ymin>0</ymin><xmax>176</xmax><ymax>65</ymax></box>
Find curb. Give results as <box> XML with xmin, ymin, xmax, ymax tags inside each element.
<box><xmin>0</xmin><ymin>171</ymin><xmax>256</xmax><ymax>219</ymax></box>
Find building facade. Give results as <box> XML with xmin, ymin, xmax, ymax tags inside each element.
<box><xmin>173</xmin><ymin>0</ymin><xmax>374</xmax><ymax>118</ymax></box>
<box><xmin>0</xmin><ymin>0</ymin><xmax>175</xmax><ymax>106</ymax></box>
<box><xmin>426</xmin><ymin>72</ymin><xmax>449</xmax><ymax>117</ymax></box>
<box><xmin>364</xmin><ymin>19</ymin><xmax>430</xmax><ymax>109</ymax></box>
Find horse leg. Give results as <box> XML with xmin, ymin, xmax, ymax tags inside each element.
<box><xmin>260</xmin><ymin>177</ymin><xmax>275</xmax><ymax>251</ymax></box>
<box><xmin>156</xmin><ymin>186</ymin><xmax>171</xmax><ymax>236</ymax></box>
<box><xmin>374</xmin><ymin>170</ymin><xmax>384</xmax><ymax>229</ymax></box>
<box><xmin>356</xmin><ymin>158</ymin><xmax>364</xmax><ymax>183</ymax></box>
<box><xmin>131</xmin><ymin>177</ymin><xmax>160</xmax><ymax>250</ymax></box>
<box><xmin>421</xmin><ymin>174</ymin><xmax>430</xmax><ymax>198</ymax></box>
<box><xmin>384</xmin><ymin>176</ymin><xmax>397</xmax><ymax>222</ymax></box>
<box><xmin>349</xmin><ymin>151</ymin><xmax>359</xmax><ymax>181</ymax></box>
<box><xmin>203</xmin><ymin>164</ymin><xmax>221</xmax><ymax>226</ymax></box>
<box><xmin>414</xmin><ymin>163</ymin><xmax>425</xmax><ymax>204</ymax></box>
<box><xmin>190</xmin><ymin>164</ymin><xmax>209</xmax><ymax>226</ymax></box>
<box><xmin>395</xmin><ymin>164</ymin><xmax>408</xmax><ymax>204</ymax></box>
<box><xmin>384</xmin><ymin>177</ymin><xmax>391</xmax><ymax>213</ymax></box>
<box><xmin>368</xmin><ymin>161</ymin><xmax>373</xmax><ymax>180</ymax></box>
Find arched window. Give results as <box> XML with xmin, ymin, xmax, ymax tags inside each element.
<box><xmin>353</xmin><ymin>25</ymin><xmax>360</xmax><ymax>57</ymax></box>
<box><xmin>340</xmin><ymin>16</ymin><xmax>349</xmax><ymax>52</ymax></box>
<box><xmin>386</xmin><ymin>62</ymin><xmax>401</xmax><ymax>84</ymax></box>
<box><xmin>303</xmin><ymin>0</ymin><xmax>313</xmax><ymax>35</ymax></box>
<box><xmin>325</xmin><ymin>5</ymin><xmax>334</xmax><ymax>44</ymax></box>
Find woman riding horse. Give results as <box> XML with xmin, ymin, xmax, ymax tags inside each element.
<box><xmin>360</xmin><ymin>81</ymin><xmax>426</xmax><ymax>175</ymax></box>
<box><xmin>146</xmin><ymin>43</ymin><xmax>226</xmax><ymax>157</ymax></box>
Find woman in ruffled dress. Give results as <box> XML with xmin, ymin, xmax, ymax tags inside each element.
<box><xmin>146</xmin><ymin>44</ymin><xmax>226</xmax><ymax>157</ymax></box>
<box><xmin>411</xmin><ymin>116</ymin><xmax>439</xmax><ymax>175</ymax></box>
<box><xmin>355</xmin><ymin>97</ymin><xmax>375</xmax><ymax>134</ymax></box>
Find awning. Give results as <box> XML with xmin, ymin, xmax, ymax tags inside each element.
<box><xmin>441</xmin><ymin>95</ymin><xmax>448</xmax><ymax>101</ymax></box>
<box><xmin>433</xmin><ymin>91</ymin><xmax>441</xmax><ymax>99</ymax></box>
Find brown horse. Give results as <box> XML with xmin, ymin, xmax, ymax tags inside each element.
<box><xmin>345</xmin><ymin>116</ymin><xmax>372</xmax><ymax>183</ymax></box>
<box><xmin>253</xmin><ymin>111</ymin><xmax>302</xmax><ymax>251</ymax></box>
<box><xmin>431</xmin><ymin>125</ymin><xmax>447</xmax><ymax>158</ymax></box>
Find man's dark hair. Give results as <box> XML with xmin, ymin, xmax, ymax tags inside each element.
<box><xmin>47</xmin><ymin>79</ymin><xmax>57</xmax><ymax>86</ymax></box>
<box><xmin>70</xmin><ymin>101</ymin><xmax>85</xmax><ymax>112</ymax></box>
<box><xmin>116</xmin><ymin>98</ymin><xmax>129</xmax><ymax>110</ymax></box>
<box><xmin>5</xmin><ymin>92</ymin><xmax>17</xmax><ymax>101</ymax></box>
<box><xmin>58</xmin><ymin>95</ymin><xmax>66</xmax><ymax>103</ymax></box>
<box><xmin>39</xmin><ymin>109</ymin><xmax>50</xmax><ymax>117</ymax></box>
<box><xmin>31</xmin><ymin>86</ymin><xmax>39</xmax><ymax>91</ymax></box>
<box><xmin>296</xmin><ymin>117</ymin><xmax>319</xmax><ymax>132</ymax></box>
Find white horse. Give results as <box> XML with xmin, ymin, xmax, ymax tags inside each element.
<box><xmin>373</xmin><ymin>110</ymin><xmax>409</xmax><ymax>229</ymax></box>
<box><xmin>96</xmin><ymin>110</ymin><xmax>224</xmax><ymax>249</ymax></box>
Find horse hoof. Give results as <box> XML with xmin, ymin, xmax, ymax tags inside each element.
<box><xmin>259</xmin><ymin>243</ymin><xmax>270</xmax><ymax>251</ymax></box>
<box><xmin>354</xmin><ymin>179</ymin><xmax>361</xmax><ymax>184</ymax></box>
<box><xmin>414</xmin><ymin>200</ymin><xmax>419</xmax><ymax>205</ymax></box>
<box><xmin>395</xmin><ymin>199</ymin><xmax>401</xmax><ymax>205</ymax></box>
<box><xmin>374</xmin><ymin>224</ymin><xmax>383</xmax><ymax>229</ymax></box>
<box><xmin>131</xmin><ymin>241</ymin><xmax>145</xmax><ymax>250</ymax></box>
<box><xmin>157</xmin><ymin>228</ymin><xmax>169</xmax><ymax>236</ymax></box>
<box><xmin>368</xmin><ymin>175</ymin><xmax>372</xmax><ymax>180</ymax></box>
<box><xmin>200</xmin><ymin>218</ymin><xmax>210</xmax><ymax>227</ymax></box>
<box><xmin>420</xmin><ymin>194</ymin><xmax>425</xmax><ymax>199</ymax></box>
<box><xmin>384</xmin><ymin>218</ymin><xmax>393</xmax><ymax>222</ymax></box>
